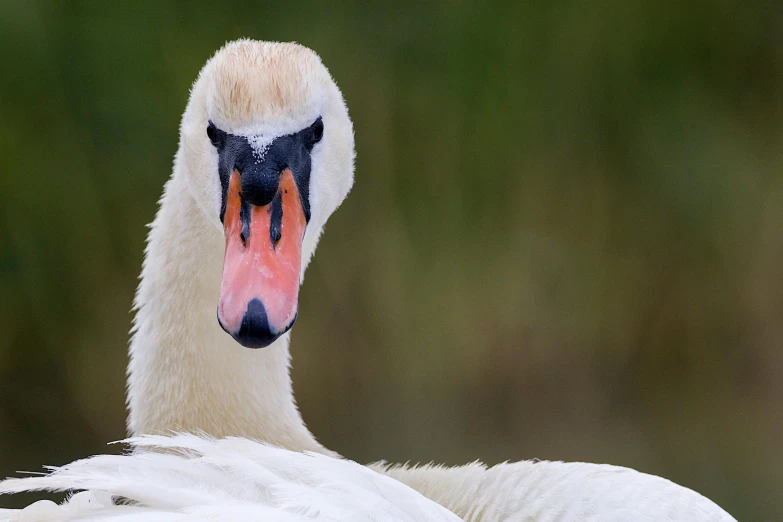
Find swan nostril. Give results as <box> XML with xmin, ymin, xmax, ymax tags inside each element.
<box><xmin>269</xmin><ymin>193</ymin><xmax>283</xmax><ymax>248</ymax></box>
<box><xmin>239</xmin><ymin>195</ymin><xmax>251</xmax><ymax>246</ymax></box>
<box><xmin>240</xmin><ymin>226</ymin><xmax>248</xmax><ymax>245</ymax></box>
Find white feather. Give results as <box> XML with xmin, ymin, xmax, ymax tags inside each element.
<box><xmin>0</xmin><ymin>434</ymin><xmax>462</xmax><ymax>522</ymax></box>
<box><xmin>376</xmin><ymin>459</ymin><xmax>737</xmax><ymax>521</ymax></box>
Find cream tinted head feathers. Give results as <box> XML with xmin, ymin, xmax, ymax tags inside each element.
<box><xmin>181</xmin><ymin>40</ymin><xmax>354</xmax><ymax>231</ymax></box>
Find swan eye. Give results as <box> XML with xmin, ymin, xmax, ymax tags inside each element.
<box><xmin>311</xmin><ymin>120</ymin><xmax>324</xmax><ymax>143</ymax></box>
<box><xmin>303</xmin><ymin>117</ymin><xmax>324</xmax><ymax>150</ymax></box>
<box><xmin>207</xmin><ymin>121</ymin><xmax>220</xmax><ymax>147</ymax></box>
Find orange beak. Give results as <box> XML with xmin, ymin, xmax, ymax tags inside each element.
<box><xmin>217</xmin><ymin>169</ymin><xmax>306</xmax><ymax>348</ymax></box>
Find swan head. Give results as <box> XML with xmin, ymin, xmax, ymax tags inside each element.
<box><xmin>179</xmin><ymin>40</ymin><xmax>354</xmax><ymax>348</ymax></box>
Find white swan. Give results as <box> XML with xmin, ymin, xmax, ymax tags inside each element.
<box><xmin>0</xmin><ymin>40</ymin><xmax>736</xmax><ymax>521</ymax></box>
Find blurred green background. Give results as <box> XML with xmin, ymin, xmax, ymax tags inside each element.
<box><xmin>0</xmin><ymin>1</ymin><xmax>781</xmax><ymax>519</ymax></box>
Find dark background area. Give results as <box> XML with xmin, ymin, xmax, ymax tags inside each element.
<box><xmin>1</xmin><ymin>2</ymin><xmax>781</xmax><ymax>519</ymax></box>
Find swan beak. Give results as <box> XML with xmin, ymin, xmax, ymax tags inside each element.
<box><xmin>217</xmin><ymin>169</ymin><xmax>305</xmax><ymax>348</ymax></box>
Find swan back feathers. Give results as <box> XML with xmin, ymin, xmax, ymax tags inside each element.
<box><xmin>0</xmin><ymin>434</ymin><xmax>462</xmax><ymax>522</ymax></box>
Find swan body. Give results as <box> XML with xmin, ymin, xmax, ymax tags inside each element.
<box><xmin>0</xmin><ymin>40</ymin><xmax>736</xmax><ymax>521</ymax></box>
<box><xmin>0</xmin><ymin>434</ymin><xmax>461</xmax><ymax>522</ymax></box>
<box><xmin>374</xmin><ymin>460</ymin><xmax>735</xmax><ymax>521</ymax></box>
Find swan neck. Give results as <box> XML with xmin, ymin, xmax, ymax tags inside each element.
<box><xmin>127</xmin><ymin>167</ymin><xmax>330</xmax><ymax>455</ymax></box>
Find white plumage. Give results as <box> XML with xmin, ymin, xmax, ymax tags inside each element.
<box><xmin>0</xmin><ymin>434</ymin><xmax>461</xmax><ymax>522</ymax></box>
<box><xmin>0</xmin><ymin>438</ymin><xmax>736</xmax><ymax>522</ymax></box>
<box><xmin>376</xmin><ymin>459</ymin><xmax>736</xmax><ymax>521</ymax></box>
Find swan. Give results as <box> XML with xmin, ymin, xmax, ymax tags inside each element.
<box><xmin>0</xmin><ymin>39</ymin><xmax>736</xmax><ymax>521</ymax></box>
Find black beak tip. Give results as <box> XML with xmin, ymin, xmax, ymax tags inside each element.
<box><xmin>217</xmin><ymin>298</ymin><xmax>297</xmax><ymax>349</ymax></box>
